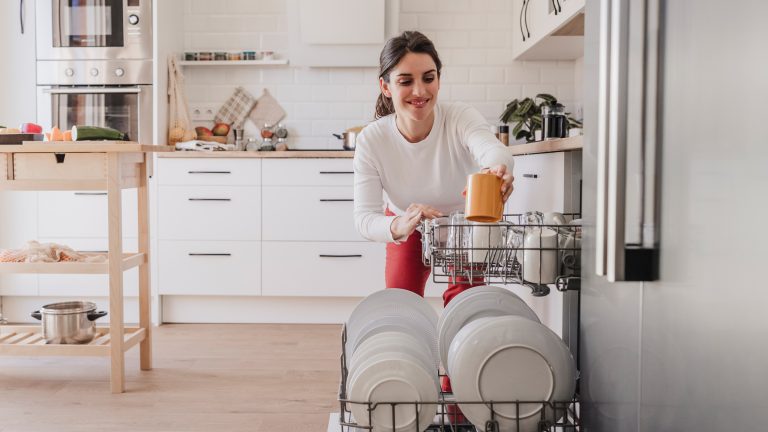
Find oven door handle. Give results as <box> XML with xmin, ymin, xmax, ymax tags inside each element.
<box><xmin>43</xmin><ymin>87</ymin><xmax>142</xmax><ymax>95</ymax></box>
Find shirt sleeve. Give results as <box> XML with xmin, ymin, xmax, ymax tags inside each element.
<box><xmin>353</xmin><ymin>136</ymin><xmax>398</xmax><ymax>243</ymax></box>
<box><xmin>457</xmin><ymin>104</ymin><xmax>515</xmax><ymax>175</ymax></box>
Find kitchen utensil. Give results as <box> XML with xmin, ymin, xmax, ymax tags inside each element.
<box><xmin>349</xmin><ymin>331</ymin><xmax>438</xmax><ymax>385</ymax></box>
<box><xmin>437</xmin><ymin>285</ymin><xmax>540</xmax><ymax>372</ymax></box>
<box><xmin>447</xmin><ymin>315</ymin><xmax>576</xmax><ymax>432</ymax></box>
<box><xmin>468</xmin><ymin>221</ymin><xmax>506</xmax><ymax>263</ymax></box>
<box><xmin>542</xmin><ymin>103</ymin><xmax>568</xmax><ymax>140</ymax></box>
<box><xmin>30</xmin><ymin>301</ymin><xmax>107</xmax><ymax>344</ymax></box>
<box><xmin>0</xmin><ymin>134</ymin><xmax>44</xmax><ymax>145</ymax></box>
<box><xmin>517</xmin><ymin>227</ymin><xmax>559</xmax><ymax>284</ymax></box>
<box><xmin>333</xmin><ymin>131</ymin><xmax>358</xmax><ymax>150</ymax></box>
<box><xmin>465</xmin><ymin>172</ymin><xmax>503</xmax><ymax>222</ymax></box>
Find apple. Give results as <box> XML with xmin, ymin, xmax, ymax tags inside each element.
<box><xmin>195</xmin><ymin>126</ymin><xmax>213</xmax><ymax>137</ymax></box>
<box><xmin>20</xmin><ymin>122</ymin><xmax>43</xmax><ymax>134</ymax></box>
<box><xmin>212</xmin><ymin>122</ymin><xmax>230</xmax><ymax>136</ymax></box>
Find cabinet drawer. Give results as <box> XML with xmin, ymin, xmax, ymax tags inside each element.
<box><xmin>0</xmin><ymin>154</ymin><xmax>8</xmax><ymax>180</ymax></box>
<box><xmin>159</xmin><ymin>186</ymin><xmax>261</xmax><ymax>240</ymax></box>
<box><xmin>37</xmin><ymin>237</ymin><xmax>139</xmax><ymax>297</ymax></box>
<box><xmin>505</xmin><ymin>152</ymin><xmax>565</xmax><ymax>214</ymax></box>
<box><xmin>14</xmin><ymin>153</ymin><xmax>107</xmax><ymax>180</ymax></box>
<box><xmin>158</xmin><ymin>158</ymin><xmax>261</xmax><ymax>186</ymax></box>
<box><xmin>262</xmin><ymin>159</ymin><xmax>353</xmax><ymax>186</ymax></box>
<box><xmin>262</xmin><ymin>186</ymin><xmax>361</xmax><ymax>241</ymax></box>
<box><xmin>262</xmin><ymin>241</ymin><xmax>385</xmax><ymax>297</ymax></box>
<box><xmin>38</xmin><ymin>191</ymin><xmax>138</xmax><ymax>238</ymax></box>
<box><xmin>158</xmin><ymin>240</ymin><xmax>260</xmax><ymax>295</ymax></box>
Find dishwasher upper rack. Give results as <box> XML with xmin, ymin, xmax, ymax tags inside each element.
<box><xmin>421</xmin><ymin>213</ymin><xmax>582</xmax><ymax>295</ymax></box>
<box><xmin>337</xmin><ymin>326</ymin><xmax>581</xmax><ymax>432</ymax></box>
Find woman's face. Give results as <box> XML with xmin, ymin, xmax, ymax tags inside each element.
<box><xmin>380</xmin><ymin>52</ymin><xmax>440</xmax><ymax>123</ymax></box>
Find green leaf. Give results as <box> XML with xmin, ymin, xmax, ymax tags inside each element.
<box><xmin>512</xmin><ymin>121</ymin><xmax>524</xmax><ymax>136</ymax></box>
<box><xmin>536</xmin><ymin>93</ymin><xmax>557</xmax><ymax>104</ymax></box>
<box><xmin>515</xmin><ymin>98</ymin><xmax>534</xmax><ymax>116</ymax></box>
<box><xmin>515</xmin><ymin>130</ymin><xmax>531</xmax><ymax>141</ymax></box>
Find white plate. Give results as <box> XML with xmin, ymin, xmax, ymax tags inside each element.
<box><xmin>438</xmin><ymin>285</ymin><xmax>540</xmax><ymax>372</ymax></box>
<box><xmin>348</xmin><ymin>313</ymin><xmax>439</xmax><ymax>371</ymax></box>
<box><xmin>349</xmin><ymin>331</ymin><xmax>439</xmax><ymax>387</ymax></box>
<box><xmin>348</xmin><ymin>350</ymin><xmax>438</xmax><ymax>432</ymax></box>
<box><xmin>447</xmin><ymin>316</ymin><xmax>576</xmax><ymax>432</ymax></box>
<box><xmin>346</xmin><ymin>289</ymin><xmax>438</xmax><ymax>364</ymax></box>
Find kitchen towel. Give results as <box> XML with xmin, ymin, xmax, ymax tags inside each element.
<box><xmin>215</xmin><ymin>87</ymin><xmax>257</xmax><ymax>129</ymax></box>
<box><xmin>249</xmin><ymin>88</ymin><xmax>286</xmax><ymax>128</ymax></box>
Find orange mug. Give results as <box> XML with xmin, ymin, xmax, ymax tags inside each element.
<box><xmin>465</xmin><ymin>172</ymin><xmax>503</xmax><ymax>222</ymax></box>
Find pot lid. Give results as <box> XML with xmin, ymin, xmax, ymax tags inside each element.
<box><xmin>39</xmin><ymin>301</ymin><xmax>97</xmax><ymax>315</ymax></box>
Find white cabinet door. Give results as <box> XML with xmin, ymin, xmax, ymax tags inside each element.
<box><xmin>262</xmin><ymin>241</ymin><xmax>385</xmax><ymax>297</ymax></box>
<box><xmin>159</xmin><ymin>186</ymin><xmax>261</xmax><ymax>241</ymax></box>
<box><xmin>158</xmin><ymin>158</ymin><xmax>261</xmax><ymax>186</ymax></box>
<box><xmin>158</xmin><ymin>240</ymin><xmax>260</xmax><ymax>295</ymax></box>
<box><xmin>0</xmin><ymin>0</ymin><xmax>36</xmax><ymax>127</ymax></box>
<box><xmin>512</xmin><ymin>0</ymin><xmax>585</xmax><ymax>60</ymax></box>
<box><xmin>38</xmin><ymin>191</ymin><xmax>138</xmax><ymax>239</ymax></box>
<box><xmin>37</xmin><ymin>238</ymin><xmax>139</xmax><ymax>297</ymax></box>
<box><xmin>262</xmin><ymin>159</ymin><xmax>354</xmax><ymax>186</ymax></box>
<box><xmin>506</xmin><ymin>153</ymin><xmax>565</xmax><ymax>214</ymax></box>
<box><xmin>262</xmin><ymin>186</ymin><xmax>362</xmax><ymax>241</ymax></box>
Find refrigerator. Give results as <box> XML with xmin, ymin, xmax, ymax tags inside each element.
<box><xmin>581</xmin><ymin>0</ymin><xmax>768</xmax><ymax>430</ymax></box>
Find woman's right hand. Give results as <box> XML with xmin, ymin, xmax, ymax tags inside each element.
<box><xmin>390</xmin><ymin>203</ymin><xmax>443</xmax><ymax>241</ymax></box>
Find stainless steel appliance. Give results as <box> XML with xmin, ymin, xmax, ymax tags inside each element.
<box><xmin>36</xmin><ymin>59</ymin><xmax>152</xmax><ymax>142</ymax></box>
<box><xmin>31</xmin><ymin>301</ymin><xmax>108</xmax><ymax>344</ymax></box>
<box><xmin>35</xmin><ymin>0</ymin><xmax>152</xmax><ymax>60</ymax></box>
<box><xmin>581</xmin><ymin>0</ymin><xmax>768</xmax><ymax>430</ymax></box>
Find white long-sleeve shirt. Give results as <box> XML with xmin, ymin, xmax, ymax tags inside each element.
<box><xmin>353</xmin><ymin>102</ymin><xmax>515</xmax><ymax>243</ymax></box>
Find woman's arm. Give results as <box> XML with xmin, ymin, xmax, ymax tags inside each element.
<box><xmin>352</xmin><ymin>145</ymin><xmax>398</xmax><ymax>243</ymax></box>
<box><xmin>458</xmin><ymin>104</ymin><xmax>516</xmax><ymax>174</ymax></box>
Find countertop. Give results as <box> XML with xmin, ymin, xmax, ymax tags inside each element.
<box><xmin>157</xmin><ymin>136</ymin><xmax>582</xmax><ymax>158</ymax></box>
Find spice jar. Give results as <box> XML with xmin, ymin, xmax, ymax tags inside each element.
<box><xmin>243</xmin><ymin>51</ymin><xmax>257</xmax><ymax>61</ymax></box>
<box><xmin>198</xmin><ymin>52</ymin><xmax>213</xmax><ymax>61</ymax></box>
<box><xmin>497</xmin><ymin>124</ymin><xmax>510</xmax><ymax>146</ymax></box>
<box><xmin>184</xmin><ymin>52</ymin><xmax>198</xmax><ymax>61</ymax></box>
<box><xmin>227</xmin><ymin>52</ymin><xmax>241</xmax><ymax>61</ymax></box>
<box><xmin>542</xmin><ymin>103</ymin><xmax>568</xmax><ymax>140</ymax></box>
<box><xmin>214</xmin><ymin>52</ymin><xmax>227</xmax><ymax>61</ymax></box>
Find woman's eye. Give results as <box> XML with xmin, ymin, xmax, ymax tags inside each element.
<box><xmin>424</xmin><ymin>76</ymin><xmax>435</xmax><ymax>83</ymax></box>
<box><xmin>398</xmin><ymin>80</ymin><xmax>412</xmax><ymax>86</ymax></box>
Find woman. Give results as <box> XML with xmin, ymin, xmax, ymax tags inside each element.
<box><xmin>353</xmin><ymin>31</ymin><xmax>515</xmax><ymax>307</ymax></box>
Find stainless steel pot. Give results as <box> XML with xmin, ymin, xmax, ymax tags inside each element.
<box><xmin>31</xmin><ymin>301</ymin><xmax>108</xmax><ymax>344</ymax></box>
<box><xmin>333</xmin><ymin>131</ymin><xmax>358</xmax><ymax>150</ymax></box>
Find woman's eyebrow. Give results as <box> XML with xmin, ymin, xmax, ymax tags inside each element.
<box><xmin>395</xmin><ymin>69</ymin><xmax>437</xmax><ymax>77</ymax></box>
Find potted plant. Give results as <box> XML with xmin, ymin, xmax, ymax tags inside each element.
<box><xmin>499</xmin><ymin>93</ymin><xmax>582</xmax><ymax>143</ymax></box>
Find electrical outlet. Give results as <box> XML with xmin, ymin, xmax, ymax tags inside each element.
<box><xmin>190</xmin><ymin>104</ymin><xmax>218</xmax><ymax>121</ymax></box>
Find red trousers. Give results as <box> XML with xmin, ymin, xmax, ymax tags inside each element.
<box><xmin>384</xmin><ymin>210</ymin><xmax>484</xmax><ymax>307</ymax></box>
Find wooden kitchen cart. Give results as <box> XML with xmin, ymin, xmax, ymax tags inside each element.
<box><xmin>0</xmin><ymin>142</ymin><xmax>172</xmax><ymax>393</ymax></box>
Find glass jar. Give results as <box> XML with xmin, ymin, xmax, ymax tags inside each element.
<box><xmin>541</xmin><ymin>103</ymin><xmax>568</xmax><ymax>140</ymax></box>
<box><xmin>227</xmin><ymin>52</ymin><xmax>242</xmax><ymax>61</ymax></box>
<box><xmin>214</xmin><ymin>52</ymin><xmax>227</xmax><ymax>61</ymax></box>
<box><xmin>198</xmin><ymin>52</ymin><xmax>213</xmax><ymax>61</ymax></box>
<box><xmin>243</xmin><ymin>51</ymin><xmax>257</xmax><ymax>61</ymax></box>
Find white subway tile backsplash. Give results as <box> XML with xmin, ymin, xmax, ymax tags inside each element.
<box><xmin>182</xmin><ymin>0</ymin><xmax>578</xmax><ymax>142</ymax></box>
<box><xmin>469</xmin><ymin>67</ymin><xmax>505</xmax><ymax>84</ymax></box>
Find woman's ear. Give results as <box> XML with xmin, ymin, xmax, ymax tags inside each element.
<box><xmin>379</xmin><ymin>77</ymin><xmax>392</xmax><ymax>98</ymax></box>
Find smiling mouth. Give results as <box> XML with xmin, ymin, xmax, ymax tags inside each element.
<box><xmin>409</xmin><ymin>98</ymin><xmax>430</xmax><ymax>108</ymax></box>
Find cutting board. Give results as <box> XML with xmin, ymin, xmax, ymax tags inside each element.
<box><xmin>0</xmin><ymin>134</ymin><xmax>44</xmax><ymax>145</ymax></box>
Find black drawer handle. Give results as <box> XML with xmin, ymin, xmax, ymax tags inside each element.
<box><xmin>74</xmin><ymin>192</ymin><xmax>108</xmax><ymax>196</ymax></box>
<box><xmin>188</xmin><ymin>253</ymin><xmax>232</xmax><ymax>256</ymax></box>
<box><xmin>188</xmin><ymin>198</ymin><xmax>232</xmax><ymax>201</ymax></box>
<box><xmin>319</xmin><ymin>171</ymin><xmax>353</xmax><ymax>175</ymax></box>
<box><xmin>188</xmin><ymin>171</ymin><xmax>231</xmax><ymax>174</ymax></box>
<box><xmin>319</xmin><ymin>199</ymin><xmax>353</xmax><ymax>202</ymax></box>
<box><xmin>319</xmin><ymin>254</ymin><xmax>363</xmax><ymax>258</ymax></box>
<box><xmin>523</xmin><ymin>173</ymin><xmax>538</xmax><ymax>178</ymax></box>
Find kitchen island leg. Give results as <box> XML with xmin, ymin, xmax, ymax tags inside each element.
<box><xmin>107</xmin><ymin>153</ymin><xmax>126</xmax><ymax>393</ymax></box>
<box><xmin>138</xmin><ymin>153</ymin><xmax>152</xmax><ymax>371</ymax></box>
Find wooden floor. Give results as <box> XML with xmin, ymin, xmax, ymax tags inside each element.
<box><xmin>0</xmin><ymin>324</ymin><xmax>342</xmax><ymax>432</ymax></box>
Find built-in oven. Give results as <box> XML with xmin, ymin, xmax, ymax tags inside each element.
<box><xmin>36</xmin><ymin>0</ymin><xmax>152</xmax><ymax>60</ymax></box>
<box><xmin>36</xmin><ymin>59</ymin><xmax>152</xmax><ymax>143</ymax></box>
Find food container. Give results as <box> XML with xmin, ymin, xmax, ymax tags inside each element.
<box><xmin>260</xmin><ymin>50</ymin><xmax>274</xmax><ymax>60</ymax></box>
<box><xmin>31</xmin><ymin>301</ymin><xmax>108</xmax><ymax>344</ymax></box>
<box><xmin>227</xmin><ymin>52</ymin><xmax>242</xmax><ymax>61</ymax></box>
<box><xmin>243</xmin><ymin>51</ymin><xmax>257</xmax><ymax>60</ymax></box>
<box><xmin>214</xmin><ymin>51</ymin><xmax>227</xmax><ymax>60</ymax></box>
<box><xmin>198</xmin><ymin>51</ymin><xmax>213</xmax><ymax>61</ymax></box>
<box><xmin>184</xmin><ymin>52</ymin><xmax>198</xmax><ymax>61</ymax></box>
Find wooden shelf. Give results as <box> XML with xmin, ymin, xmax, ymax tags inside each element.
<box><xmin>178</xmin><ymin>59</ymin><xmax>289</xmax><ymax>67</ymax></box>
<box><xmin>0</xmin><ymin>326</ymin><xmax>146</xmax><ymax>357</ymax></box>
<box><xmin>0</xmin><ymin>252</ymin><xmax>146</xmax><ymax>274</ymax></box>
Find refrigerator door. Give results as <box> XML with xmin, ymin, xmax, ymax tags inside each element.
<box><xmin>583</xmin><ymin>0</ymin><xmax>768</xmax><ymax>430</ymax></box>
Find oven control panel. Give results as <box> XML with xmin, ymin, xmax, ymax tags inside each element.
<box><xmin>36</xmin><ymin>60</ymin><xmax>153</xmax><ymax>86</ymax></box>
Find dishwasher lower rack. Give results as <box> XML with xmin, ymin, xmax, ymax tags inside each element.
<box><xmin>421</xmin><ymin>213</ymin><xmax>581</xmax><ymax>295</ymax></box>
<box><xmin>337</xmin><ymin>326</ymin><xmax>581</xmax><ymax>432</ymax></box>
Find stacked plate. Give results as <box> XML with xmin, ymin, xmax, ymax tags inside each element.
<box><xmin>345</xmin><ymin>289</ymin><xmax>440</xmax><ymax>432</ymax></box>
<box><xmin>438</xmin><ymin>286</ymin><xmax>577</xmax><ymax>432</ymax></box>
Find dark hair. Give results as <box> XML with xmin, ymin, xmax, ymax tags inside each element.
<box><xmin>375</xmin><ymin>31</ymin><xmax>442</xmax><ymax>119</ymax></box>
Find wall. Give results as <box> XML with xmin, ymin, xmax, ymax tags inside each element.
<box><xmin>181</xmin><ymin>0</ymin><xmax>578</xmax><ymax>149</ymax></box>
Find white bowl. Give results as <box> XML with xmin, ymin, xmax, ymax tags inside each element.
<box><xmin>437</xmin><ymin>285</ymin><xmax>540</xmax><ymax>373</ymax></box>
<box><xmin>447</xmin><ymin>316</ymin><xmax>577</xmax><ymax>432</ymax></box>
<box><xmin>348</xmin><ymin>350</ymin><xmax>438</xmax><ymax>432</ymax></box>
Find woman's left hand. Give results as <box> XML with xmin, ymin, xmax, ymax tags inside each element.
<box><xmin>484</xmin><ymin>165</ymin><xmax>514</xmax><ymax>202</ymax></box>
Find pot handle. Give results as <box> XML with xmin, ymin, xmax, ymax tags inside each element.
<box><xmin>332</xmin><ymin>133</ymin><xmax>343</xmax><ymax>140</ymax></box>
<box><xmin>31</xmin><ymin>310</ymin><xmax>42</xmax><ymax>320</ymax></box>
<box><xmin>87</xmin><ymin>311</ymin><xmax>108</xmax><ymax>321</ymax></box>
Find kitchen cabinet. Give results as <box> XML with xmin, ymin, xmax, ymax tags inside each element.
<box><xmin>286</xmin><ymin>0</ymin><xmax>399</xmax><ymax>67</ymax></box>
<box><xmin>0</xmin><ymin>0</ymin><xmax>36</xmax><ymax>128</ymax></box>
<box><xmin>512</xmin><ymin>0</ymin><xmax>585</xmax><ymax>60</ymax></box>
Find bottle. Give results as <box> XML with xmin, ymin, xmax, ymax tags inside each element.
<box><xmin>497</xmin><ymin>124</ymin><xmax>510</xmax><ymax>146</ymax></box>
